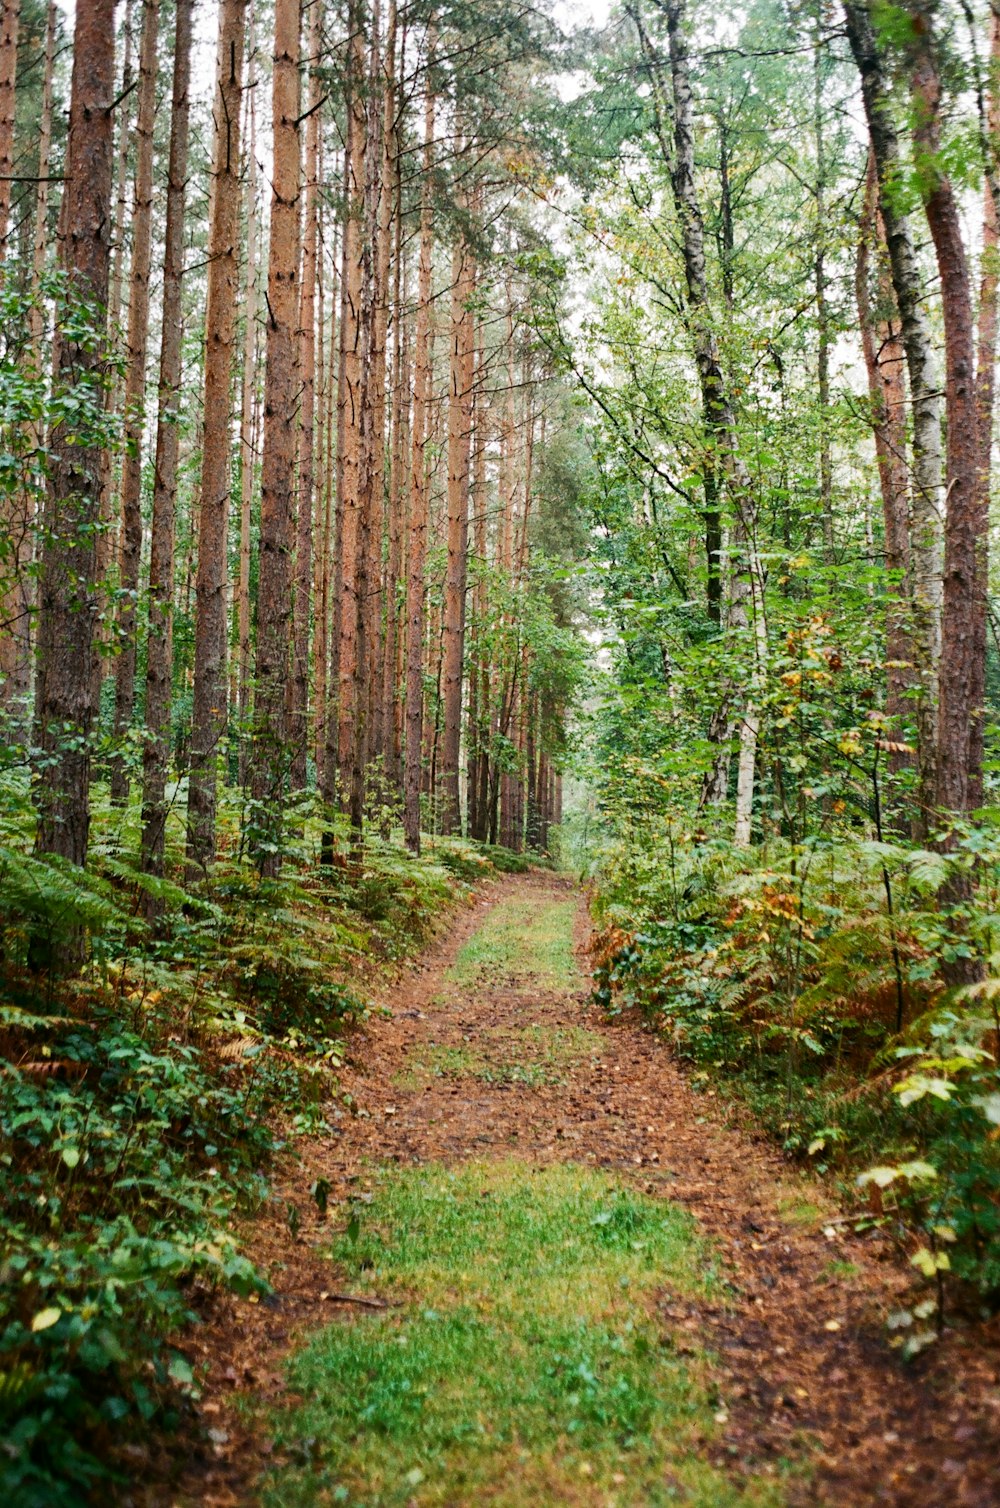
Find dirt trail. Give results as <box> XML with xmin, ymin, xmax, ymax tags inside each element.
<box><xmin>164</xmin><ymin>872</ymin><xmax>1000</xmax><ymax>1507</ymax></box>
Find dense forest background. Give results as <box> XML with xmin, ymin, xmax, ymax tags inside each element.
<box><xmin>1</xmin><ymin>0</ymin><xmax>999</xmax><ymax>1497</ymax></box>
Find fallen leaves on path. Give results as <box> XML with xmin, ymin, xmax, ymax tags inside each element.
<box><xmin>141</xmin><ymin>873</ymin><xmax>1000</xmax><ymax>1508</ymax></box>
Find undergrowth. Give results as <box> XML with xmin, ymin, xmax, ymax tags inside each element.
<box><xmin>0</xmin><ymin>771</ymin><xmax>497</xmax><ymax>1504</ymax></box>
<box><xmin>588</xmin><ymin>819</ymin><xmax>1000</xmax><ymax>1329</ymax></box>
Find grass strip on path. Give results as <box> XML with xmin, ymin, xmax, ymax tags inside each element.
<box><xmin>447</xmin><ymin>896</ymin><xmax>580</xmax><ymax>991</ymax></box>
<box><xmin>262</xmin><ymin>1160</ymin><xmax>791</xmax><ymax>1507</ymax></box>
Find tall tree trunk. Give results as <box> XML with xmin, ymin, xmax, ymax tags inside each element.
<box><xmin>368</xmin><ymin>0</ymin><xmax>397</xmax><ymax>771</ymax></box>
<box><xmin>382</xmin><ymin>138</ymin><xmax>407</xmax><ymax>793</ymax></box>
<box><xmin>187</xmin><ymin>0</ymin><xmax>246</xmax><ymax>875</ymax></box>
<box><xmin>0</xmin><ymin>0</ymin><xmax>20</xmax><ymax>251</ymax></box>
<box><xmin>657</xmin><ymin>0</ymin><xmax>765</xmax><ymax>844</ymax></box>
<box><xmin>906</xmin><ymin>13</ymin><xmax>980</xmax><ymax>819</ymax></box>
<box><xmin>814</xmin><ymin>13</ymin><xmax>833</xmax><ymax>556</ymax></box>
<box><xmin>335</xmin><ymin>2</ymin><xmax>368</xmax><ymax>827</ymax></box>
<box><xmin>441</xmin><ymin>225</ymin><xmax>474</xmax><ymax>834</ymax></box>
<box><xmin>236</xmin><ymin>16</ymin><xmax>259</xmax><ymax>785</ymax></box>
<box><xmin>92</xmin><ymin>0</ymin><xmax>134</xmax><ymax>710</ymax></box>
<box><xmin>289</xmin><ymin>0</ymin><xmax>321</xmax><ymax>793</ymax></box>
<box><xmin>970</xmin><ymin>4</ymin><xmax>1000</xmax><ymax>810</ymax></box>
<box><xmin>140</xmin><ymin>0</ymin><xmax>193</xmax><ymax>885</ymax></box>
<box><xmin>0</xmin><ymin>0</ymin><xmax>56</xmax><ymax>719</ymax></box>
<box><xmin>320</xmin><ymin>148</ymin><xmax>351</xmax><ymax>851</ymax></box>
<box><xmin>252</xmin><ymin>0</ymin><xmax>302</xmax><ymax>873</ymax></box>
<box><xmin>347</xmin><ymin>0</ymin><xmax>384</xmax><ymax>841</ymax></box>
<box><xmin>315</xmin><ymin>205</ymin><xmax>336</xmax><ymax>790</ymax></box>
<box><xmin>403</xmin><ymin>61</ymin><xmax>435</xmax><ymax>853</ymax></box>
<box><xmin>110</xmin><ymin>0</ymin><xmax>160</xmax><ymax>804</ymax></box>
<box><xmin>33</xmin><ymin>0</ymin><xmax>116</xmax><ymax>872</ymax></box>
<box><xmin>466</xmin><ymin>320</ymin><xmax>487</xmax><ymax>841</ymax></box>
<box><xmin>856</xmin><ymin>149</ymin><xmax>912</xmax><ymax>767</ymax></box>
<box><xmin>843</xmin><ymin>0</ymin><xmax>944</xmax><ymax>828</ymax></box>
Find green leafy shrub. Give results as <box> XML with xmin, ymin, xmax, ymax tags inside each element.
<box><xmin>0</xmin><ymin>1003</ymin><xmax>268</xmax><ymax>1502</ymax></box>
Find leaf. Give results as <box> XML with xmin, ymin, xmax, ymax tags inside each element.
<box><xmin>856</xmin><ymin>1160</ymin><xmax>937</xmax><ymax>1190</ymax></box>
<box><xmin>856</xmin><ymin>1166</ymin><xmax>901</xmax><ymax>1189</ymax></box>
<box><xmin>168</xmin><ymin>1352</ymin><xmax>194</xmax><ymax>1386</ymax></box>
<box><xmin>895</xmin><ymin>1075</ymin><xmax>955</xmax><ymax>1107</ymax></box>
<box><xmin>31</xmin><ymin>1307</ymin><xmax>62</xmax><ymax>1332</ymax></box>
<box><xmin>910</xmin><ymin>1247</ymin><xmax>950</xmax><ymax>1278</ymax></box>
<box><xmin>61</xmin><ymin>1146</ymin><xmax>80</xmax><ymax>1169</ymax></box>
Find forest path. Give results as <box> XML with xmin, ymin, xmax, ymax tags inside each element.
<box><xmin>173</xmin><ymin>872</ymin><xmax>1000</xmax><ymax>1508</ymax></box>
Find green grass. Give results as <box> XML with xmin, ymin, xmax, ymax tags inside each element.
<box><xmin>394</xmin><ymin>1025</ymin><xmax>604</xmax><ymax>1092</ymax></box>
<box><xmin>448</xmin><ymin>897</ymin><xmax>580</xmax><ymax>991</ymax></box>
<box><xmin>262</xmin><ymin>1162</ymin><xmax>791</xmax><ymax>1507</ymax></box>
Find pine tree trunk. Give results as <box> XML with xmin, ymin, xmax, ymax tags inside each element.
<box><xmin>346</xmin><ymin>0</ymin><xmax>385</xmax><ymax>841</ymax></box>
<box><xmin>440</xmin><ymin>229</ymin><xmax>474</xmax><ymax>834</ymax></box>
<box><xmin>252</xmin><ymin>0</ymin><xmax>302</xmax><ymax>873</ymax></box>
<box><xmin>289</xmin><ymin>0</ymin><xmax>321</xmax><ymax>793</ymax></box>
<box><xmin>187</xmin><ymin>0</ymin><xmax>246</xmax><ymax>875</ymax></box>
<box><xmin>236</xmin><ymin>22</ymin><xmax>259</xmax><ymax>786</ymax></box>
<box><xmin>0</xmin><ymin>0</ymin><xmax>20</xmax><ymax>251</ymax></box>
<box><xmin>336</xmin><ymin>4</ymin><xmax>368</xmax><ymax>826</ymax></box>
<box><xmin>320</xmin><ymin>156</ymin><xmax>350</xmax><ymax>848</ymax></box>
<box><xmin>33</xmin><ymin>0</ymin><xmax>116</xmax><ymax>873</ymax></box>
<box><xmin>403</xmin><ymin>68</ymin><xmax>435</xmax><ymax>853</ymax></box>
<box><xmin>366</xmin><ymin>0</ymin><xmax>395</xmax><ymax>772</ymax></box>
<box><xmin>0</xmin><ymin>0</ymin><xmax>56</xmax><ymax>720</ymax></box>
<box><xmin>110</xmin><ymin>0</ymin><xmax>160</xmax><ymax>804</ymax></box>
<box><xmin>92</xmin><ymin>0</ymin><xmax>135</xmax><ymax>712</ymax></box>
<box><xmin>468</xmin><ymin>329</ymin><xmax>489</xmax><ymax>842</ymax></box>
<box><xmin>382</xmin><ymin>148</ymin><xmax>408</xmax><ymax>793</ymax></box>
<box><xmin>140</xmin><ymin>0</ymin><xmax>193</xmax><ymax>885</ymax></box>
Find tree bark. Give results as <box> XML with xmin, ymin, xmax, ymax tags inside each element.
<box><xmin>906</xmin><ymin>12</ymin><xmax>980</xmax><ymax>819</ymax></box>
<box><xmin>251</xmin><ymin>0</ymin><xmax>302</xmax><ymax>873</ymax></box>
<box><xmin>843</xmin><ymin>0</ymin><xmax>944</xmax><ymax>827</ymax></box>
<box><xmin>0</xmin><ymin>0</ymin><xmax>20</xmax><ymax>251</ymax></box>
<box><xmin>366</xmin><ymin>0</ymin><xmax>395</xmax><ymax>771</ymax></box>
<box><xmin>403</xmin><ymin>61</ymin><xmax>435</xmax><ymax>853</ymax></box>
<box><xmin>289</xmin><ymin>0</ymin><xmax>321</xmax><ymax>793</ymax></box>
<box><xmin>970</xmin><ymin>4</ymin><xmax>1000</xmax><ymax>810</ymax></box>
<box><xmin>382</xmin><ymin>131</ymin><xmax>407</xmax><ymax>793</ymax></box>
<box><xmin>33</xmin><ymin>0</ymin><xmax>116</xmax><ymax>871</ymax></box>
<box><xmin>657</xmin><ymin>0</ymin><xmax>765</xmax><ymax>844</ymax></box>
<box><xmin>236</xmin><ymin>17</ymin><xmax>259</xmax><ymax>785</ymax></box>
<box><xmin>441</xmin><ymin>224</ymin><xmax>474</xmax><ymax>834</ymax></box>
<box><xmin>110</xmin><ymin>0</ymin><xmax>160</xmax><ymax>805</ymax></box>
<box><xmin>335</xmin><ymin>2</ymin><xmax>368</xmax><ymax>826</ymax></box>
<box><xmin>140</xmin><ymin>0</ymin><xmax>193</xmax><ymax>885</ymax></box>
<box><xmin>856</xmin><ymin>148</ymin><xmax>912</xmax><ymax>766</ymax></box>
<box><xmin>187</xmin><ymin>0</ymin><xmax>246</xmax><ymax>875</ymax></box>
<box><xmin>0</xmin><ymin>0</ymin><xmax>56</xmax><ymax>721</ymax></box>
<box><xmin>346</xmin><ymin>0</ymin><xmax>386</xmax><ymax>842</ymax></box>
